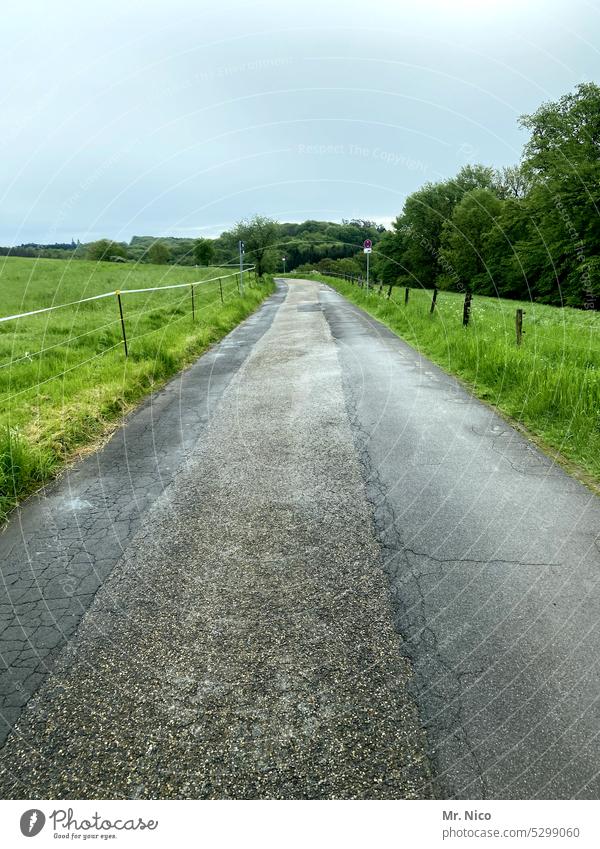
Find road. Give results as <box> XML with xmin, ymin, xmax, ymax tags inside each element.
<box><xmin>1</xmin><ymin>278</ymin><xmax>599</xmax><ymax>799</ymax></box>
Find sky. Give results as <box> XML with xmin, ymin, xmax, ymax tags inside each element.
<box><xmin>1</xmin><ymin>0</ymin><xmax>599</xmax><ymax>245</ymax></box>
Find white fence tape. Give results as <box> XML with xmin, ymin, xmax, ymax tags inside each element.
<box><xmin>0</xmin><ymin>291</ymin><xmax>114</xmax><ymax>324</ymax></box>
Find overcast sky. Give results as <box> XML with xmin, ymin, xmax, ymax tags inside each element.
<box><xmin>1</xmin><ymin>0</ymin><xmax>599</xmax><ymax>244</ymax></box>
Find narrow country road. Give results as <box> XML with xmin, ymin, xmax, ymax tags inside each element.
<box><xmin>1</xmin><ymin>278</ymin><xmax>599</xmax><ymax>799</ymax></box>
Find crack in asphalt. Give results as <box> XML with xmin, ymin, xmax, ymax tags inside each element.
<box><xmin>322</xmin><ymin>315</ymin><xmax>487</xmax><ymax>797</ymax></box>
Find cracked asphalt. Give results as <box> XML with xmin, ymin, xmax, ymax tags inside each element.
<box><xmin>0</xmin><ymin>279</ymin><xmax>430</xmax><ymax>799</ymax></box>
<box><xmin>0</xmin><ymin>285</ymin><xmax>284</xmax><ymax>746</ymax></box>
<box><xmin>319</xmin><ymin>283</ymin><xmax>600</xmax><ymax>799</ymax></box>
<box><xmin>1</xmin><ymin>278</ymin><xmax>599</xmax><ymax>799</ymax></box>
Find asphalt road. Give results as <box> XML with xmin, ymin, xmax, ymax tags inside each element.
<box><xmin>0</xmin><ymin>278</ymin><xmax>599</xmax><ymax>799</ymax></box>
<box><xmin>0</xmin><ymin>280</ymin><xmax>429</xmax><ymax>799</ymax></box>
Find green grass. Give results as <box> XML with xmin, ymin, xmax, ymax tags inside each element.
<box><xmin>305</xmin><ymin>274</ymin><xmax>600</xmax><ymax>485</ymax></box>
<box><xmin>0</xmin><ymin>256</ymin><xmax>273</xmax><ymax>521</ymax></box>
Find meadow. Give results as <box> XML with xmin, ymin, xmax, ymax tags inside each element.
<box><xmin>314</xmin><ymin>274</ymin><xmax>600</xmax><ymax>486</ymax></box>
<box><xmin>0</xmin><ymin>256</ymin><xmax>272</xmax><ymax>520</ymax></box>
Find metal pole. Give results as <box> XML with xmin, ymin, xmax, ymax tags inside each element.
<box><xmin>116</xmin><ymin>291</ymin><xmax>128</xmax><ymax>357</ymax></box>
<box><xmin>366</xmin><ymin>251</ymin><xmax>370</xmax><ymax>291</ymax></box>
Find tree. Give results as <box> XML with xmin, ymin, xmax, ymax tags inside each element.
<box><xmin>373</xmin><ymin>228</ymin><xmax>409</xmax><ymax>286</ymax></box>
<box><xmin>87</xmin><ymin>239</ymin><xmax>128</xmax><ymax>262</ymax></box>
<box><xmin>452</xmin><ymin>163</ymin><xmax>497</xmax><ymax>194</ymax></box>
<box><xmin>147</xmin><ymin>241</ymin><xmax>170</xmax><ymax>265</ymax></box>
<box><xmin>384</xmin><ymin>165</ymin><xmax>499</xmax><ymax>289</ymax></box>
<box><xmin>481</xmin><ymin>198</ymin><xmax>534</xmax><ymax>300</ymax></box>
<box><xmin>440</xmin><ymin>188</ymin><xmax>502</xmax><ymax>293</ymax></box>
<box><xmin>393</xmin><ymin>179</ymin><xmax>461</xmax><ymax>288</ymax></box>
<box><xmin>517</xmin><ymin>82</ymin><xmax>600</xmax><ymax>306</ymax></box>
<box><xmin>494</xmin><ymin>165</ymin><xmax>531</xmax><ymax>199</ymax></box>
<box><xmin>193</xmin><ymin>238</ymin><xmax>215</xmax><ymax>266</ymax></box>
<box><xmin>232</xmin><ymin>215</ymin><xmax>280</xmax><ymax>278</ymax></box>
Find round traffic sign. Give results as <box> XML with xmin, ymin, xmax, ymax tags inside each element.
<box><xmin>363</xmin><ymin>239</ymin><xmax>372</xmax><ymax>249</ymax></box>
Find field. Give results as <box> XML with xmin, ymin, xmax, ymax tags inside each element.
<box><xmin>0</xmin><ymin>256</ymin><xmax>273</xmax><ymax>520</ymax></box>
<box><xmin>312</xmin><ymin>274</ymin><xmax>600</xmax><ymax>485</ymax></box>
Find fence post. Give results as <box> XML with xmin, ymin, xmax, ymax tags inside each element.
<box><xmin>516</xmin><ymin>308</ymin><xmax>524</xmax><ymax>345</ymax></box>
<box><xmin>219</xmin><ymin>278</ymin><xmax>224</xmax><ymax>304</ymax></box>
<box><xmin>430</xmin><ymin>287</ymin><xmax>438</xmax><ymax>314</ymax></box>
<box><xmin>378</xmin><ymin>284</ymin><xmax>383</xmax><ymax>296</ymax></box>
<box><xmin>191</xmin><ymin>284</ymin><xmax>195</xmax><ymax>321</ymax></box>
<box><xmin>116</xmin><ymin>291</ymin><xmax>128</xmax><ymax>357</ymax></box>
<box><xmin>405</xmin><ymin>287</ymin><xmax>410</xmax><ymax>305</ymax></box>
<box><xmin>387</xmin><ymin>284</ymin><xmax>393</xmax><ymax>299</ymax></box>
<box><xmin>463</xmin><ymin>291</ymin><xmax>472</xmax><ymax>327</ymax></box>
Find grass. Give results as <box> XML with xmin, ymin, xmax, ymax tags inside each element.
<box><xmin>304</xmin><ymin>274</ymin><xmax>600</xmax><ymax>486</ymax></box>
<box><xmin>0</xmin><ymin>256</ymin><xmax>273</xmax><ymax>521</ymax></box>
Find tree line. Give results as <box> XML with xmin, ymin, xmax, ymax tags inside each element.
<box><xmin>3</xmin><ymin>83</ymin><xmax>597</xmax><ymax>307</ymax></box>
<box><xmin>375</xmin><ymin>83</ymin><xmax>600</xmax><ymax>308</ymax></box>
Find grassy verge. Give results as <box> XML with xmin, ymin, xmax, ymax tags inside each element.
<box><xmin>0</xmin><ymin>256</ymin><xmax>273</xmax><ymax>521</ymax></box>
<box><xmin>301</xmin><ymin>274</ymin><xmax>600</xmax><ymax>486</ymax></box>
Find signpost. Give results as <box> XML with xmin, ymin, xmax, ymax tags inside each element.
<box><xmin>282</xmin><ymin>256</ymin><xmax>286</xmax><ymax>274</ymax></box>
<box><xmin>363</xmin><ymin>239</ymin><xmax>372</xmax><ymax>290</ymax></box>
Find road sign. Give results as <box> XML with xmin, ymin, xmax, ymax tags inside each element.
<box><xmin>363</xmin><ymin>239</ymin><xmax>372</xmax><ymax>249</ymax></box>
<box><xmin>363</xmin><ymin>247</ymin><xmax>372</xmax><ymax>254</ymax></box>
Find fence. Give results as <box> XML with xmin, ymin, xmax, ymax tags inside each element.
<box><xmin>0</xmin><ymin>265</ymin><xmax>261</xmax><ymax>419</ymax></box>
<box><xmin>314</xmin><ymin>270</ymin><xmax>528</xmax><ymax>346</ymax></box>
<box><xmin>0</xmin><ymin>266</ymin><xmax>256</xmax><ymax>359</ymax></box>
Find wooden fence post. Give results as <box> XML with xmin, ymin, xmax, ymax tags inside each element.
<box><xmin>516</xmin><ymin>308</ymin><xmax>524</xmax><ymax>345</ymax></box>
<box><xmin>387</xmin><ymin>285</ymin><xmax>393</xmax><ymax>299</ymax></box>
<box><xmin>463</xmin><ymin>292</ymin><xmax>472</xmax><ymax>327</ymax></box>
<box><xmin>219</xmin><ymin>278</ymin><xmax>224</xmax><ymax>304</ymax></box>
<box><xmin>405</xmin><ymin>287</ymin><xmax>410</xmax><ymax>305</ymax></box>
<box><xmin>430</xmin><ymin>287</ymin><xmax>438</xmax><ymax>313</ymax></box>
<box><xmin>191</xmin><ymin>284</ymin><xmax>195</xmax><ymax>321</ymax></box>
